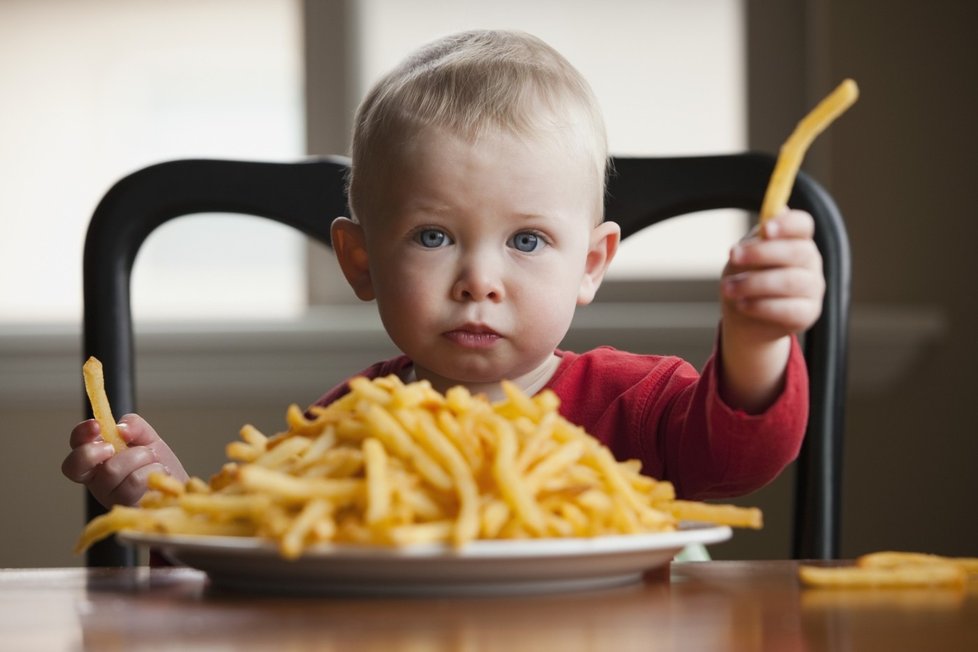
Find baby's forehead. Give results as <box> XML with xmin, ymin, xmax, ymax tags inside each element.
<box><xmin>352</xmin><ymin>116</ymin><xmax>606</xmax><ymax>228</ymax></box>
<box><xmin>356</xmin><ymin>136</ymin><xmax>604</xmax><ymax>229</ymax></box>
<box><xmin>380</xmin><ymin>118</ymin><xmax>604</xmax><ymax>180</ymax></box>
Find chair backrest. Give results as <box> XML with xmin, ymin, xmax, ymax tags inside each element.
<box><xmin>82</xmin><ymin>154</ymin><xmax>849</xmax><ymax>566</ymax></box>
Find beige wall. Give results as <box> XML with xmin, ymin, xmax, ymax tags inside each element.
<box><xmin>827</xmin><ymin>1</ymin><xmax>978</xmax><ymax>557</ymax></box>
<box><xmin>750</xmin><ymin>0</ymin><xmax>978</xmax><ymax>557</ymax></box>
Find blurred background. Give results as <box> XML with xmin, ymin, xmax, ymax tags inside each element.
<box><xmin>1</xmin><ymin>0</ymin><xmax>974</xmax><ymax>566</ymax></box>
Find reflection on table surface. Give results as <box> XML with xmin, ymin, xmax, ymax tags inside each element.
<box><xmin>0</xmin><ymin>562</ymin><xmax>976</xmax><ymax>651</ymax></box>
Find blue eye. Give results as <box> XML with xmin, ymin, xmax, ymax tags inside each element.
<box><xmin>416</xmin><ymin>228</ymin><xmax>449</xmax><ymax>248</ymax></box>
<box><xmin>509</xmin><ymin>231</ymin><xmax>543</xmax><ymax>253</ymax></box>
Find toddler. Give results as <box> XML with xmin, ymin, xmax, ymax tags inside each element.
<box><xmin>63</xmin><ymin>30</ymin><xmax>824</xmax><ymax>507</ymax></box>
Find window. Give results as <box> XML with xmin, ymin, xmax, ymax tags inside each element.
<box><xmin>0</xmin><ymin>0</ymin><xmax>304</xmax><ymax>322</ymax></box>
<box><xmin>2</xmin><ymin>1</ymin><xmax>747</xmax><ymax>324</ymax></box>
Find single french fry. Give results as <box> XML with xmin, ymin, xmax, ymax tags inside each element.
<box><xmin>666</xmin><ymin>500</ymin><xmax>763</xmax><ymax>529</ymax></box>
<box><xmin>480</xmin><ymin>499</ymin><xmax>510</xmax><ymax>539</ymax></box>
<box><xmin>226</xmin><ymin>440</ymin><xmax>261</xmax><ymax>463</ymax></box>
<box><xmin>799</xmin><ymin>563</ymin><xmax>966</xmax><ymax>589</ymax></box>
<box><xmin>178</xmin><ymin>493</ymin><xmax>271</xmax><ymax>521</ymax></box>
<box><xmin>363</xmin><ymin>438</ymin><xmax>391</xmax><ymax>525</ymax></box>
<box><xmin>152</xmin><ymin>510</ymin><xmax>255</xmax><ymax>538</ymax></box>
<box><xmin>759</xmin><ymin>78</ymin><xmax>859</xmax><ymax>223</ymax></box>
<box><xmin>147</xmin><ymin>471</ymin><xmax>186</xmax><ymax>497</ymax></box>
<box><xmin>498</xmin><ymin>379</ymin><xmax>542</xmax><ymax>421</ymax></box>
<box><xmin>299</xmin><ymin>447</ymin><xmax>363</xmax><ymax>479</ymax></box>
<box><xmin>491</xmin><ymin>419</ymin><xmax>545</xmax><ymax>534</ymax></box>
<box><xmin>238</xmin><ymin>424</ymin><xmax>269</xmax><ymax>451</ymax></box>
<box><xmin>237</xmin><ymin>464</ymin><xmax>362</xmax><ymax>505</ymax></box>
<box><xmin>82</xmin><ymin>357</ymin><xmax>126</xmax><ymax>453</ymax></box>
<box><xmin>858</xmin><ymin>551</ymin><xmax>978</xmax><ymax>576</ymax></box>
<box><xmin>74</xmin><ymin>506</ymin><xmax>151</xmax><ymax>553</ymax></box>
<box><xmin>280</xmin><ymin>498</ymin><xmax>332</xmax><ymax>559</ymax></box>
<box><xmin>295</xmin><ymin>427</ymin><xmax>338</xmax><ymax>469</ymax></box>
<box><xmin>254</xmin><ymin>436</ymin><xmax>310</xmax><ymax>470</ymax></box>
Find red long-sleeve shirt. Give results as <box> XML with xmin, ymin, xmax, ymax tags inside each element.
<box><xmin>311</xmin><ymin>338</ymin><xmax>808</xmax><ymax>500</ymax></box>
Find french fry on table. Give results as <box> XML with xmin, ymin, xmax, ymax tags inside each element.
<box><xmin>799</xmin><ymin>563</ymin><xmax>966</xmax><ymax>589</ymax></box>
<box><xmin>799</xmin><ymin>550</ymin><xmax>977</xmax><ymax>590</ymax></box>
<box><xmin>858</xmin><ymin>551</ymin><xmax>978</xmax><ymax>576</ymax></box>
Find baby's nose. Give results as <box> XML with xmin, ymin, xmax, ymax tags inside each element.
<box><xmin>451</xmin><ymin>256</ymin><xmax>504</xmax><ymax>302</ymax></box>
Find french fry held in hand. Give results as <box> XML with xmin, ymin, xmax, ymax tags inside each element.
<box><xmin>759</xmin><ymin>78</ymin><xmax>859</xmax><ymax>224</ymax></box>
<box><xmin>76</xmin><ymin>376</ymin><xmax>761</xmax><ymax>560</ymax></box>
<box><xmin>82</xmin><ymin>356</ymin><xmax>127</xmax><ymax>453</ymax></box>
<box><xmin>799</xmin><ymin>550</ymin><xmax>977</xmax><ymax>589</ymax></box>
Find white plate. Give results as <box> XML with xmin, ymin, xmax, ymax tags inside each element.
<box><xmin>119</xmin><ymin>524</ymin><xmax>730</xmax><ymax>596</ymax></box>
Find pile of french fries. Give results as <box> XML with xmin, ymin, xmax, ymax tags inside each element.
<box><xmin>76</xmin><ymin>374</ymin><xmax>761</xmax><ymax>560</ymax></box>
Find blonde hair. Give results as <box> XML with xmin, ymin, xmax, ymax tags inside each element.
<box><xmin>348</xmin><ymin>30</ymin><xmax>608</xmax><ymax>221</ymax></box>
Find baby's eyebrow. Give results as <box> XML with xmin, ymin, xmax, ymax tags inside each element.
<box><xmin>403</xmin><ymin>199</ymin><xmax>453</xmax><ymax>215</ymax></box>
<box><xmin>511</xmin><ymin>211</ymin><xmax>555</xmax><ymax>221</ymax></box>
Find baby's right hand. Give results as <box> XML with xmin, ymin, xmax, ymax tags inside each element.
<box><xmin>61</xmin><ymin>414</ymin><xmax>188</xmax><ymax>508</ymax></box>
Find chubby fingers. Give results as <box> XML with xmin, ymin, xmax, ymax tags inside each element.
<box><xmin>723</xmin><ymin>292</ymin><xmax>824</xmax><ymax>333</ymax></box>
<box><xmin>759</xmin><ymin>209</ymin><xmax>815</xmax><ymax>240</ymax></box>
<box><xmin>721</xmin><ymin>264</ymin><xmax>825</xmax><ymax>334</ymax></box>
<box><xmin>117</xmin><ymin>414</ymin><xmax>189</xmax><ymax>484</ymax></box>
<box><xmin>68</xmin><ymin>414</ymin><xmax>154</xmax><ymax>449</ymax></box>
<box><xmin>724</xmin><ymin>264</ymin><xmax>823</xmax><ymax>299</ymax></box>
<box><xmin>64</xmin><ymin>415</ymin><xmax>148</xmax><ymax>480</ymax></box>
<box><xmin>64</xmin><ymin>413</ymin><xmax>181</xmax><ymax>507</ymax></box>
<box><xmin>723</xmin><ymin>210</ymin><xmax>825</xmax><ymax>334</ymax></box>
<box><xmin>730</xmin><ymin>211</ymin><xmax>821</xmax><ymax>272</ymax></box>
<box><xmin>83</xmin><ymin>445</ymin><xmax>164</xmax><ymax>507</ymax></box>
<box><xmin>114</xmin><ymin>413</ymin><xmax>163</xmax><ymax>447</ymax></box>
<box><xmin>61</xmin><ymin>438</ymin><xmax>115</xmax><ymax>484</ymax></box>
<box><xmin>68</xmin><ymin>419</ymin><xmax>103</xmax><ymax>449</ymax></box>
<box><xmin>64</xmin><ymin>419</ymin><xmax>116</xmax><ymax>484</ymax></box>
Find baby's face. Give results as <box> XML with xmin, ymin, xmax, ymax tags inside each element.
<box><xmin>357</xmin><ymin>124</ymin><xmax>609</xmax><ymax>392</ymax></box>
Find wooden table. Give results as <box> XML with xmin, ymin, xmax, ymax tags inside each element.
<box><xmin>1</xmin><ymin>562</ymin><xmax>975</xmax><ymax>651</ymax></box>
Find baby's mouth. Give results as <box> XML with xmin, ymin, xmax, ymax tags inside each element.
<box><xmin>443</xmin><ymin>324</ymin><xmax>502</xmax><ymax>349</ymax></box>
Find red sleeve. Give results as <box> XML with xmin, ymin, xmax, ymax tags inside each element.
<box><xmin>547</xmin><ymin>338</ymin><xmax>808</xmax><ymax>500</ymax></box>
<box><xmin>668</xmin><ymin>335</ymin><xmax>808</xmax><ymax>499</ymax></box>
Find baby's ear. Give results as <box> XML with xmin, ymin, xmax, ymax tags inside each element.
<box><xmin>330</xmin><ymin>217</ymin><xmax>375</xmax><ymax>301</ymax></box>
<box><xmin>578</xmin><ymin>220</ymin><xmax>620</xmax><ymax>305</ymax></box>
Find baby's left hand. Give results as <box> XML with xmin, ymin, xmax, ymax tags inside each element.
<box><xmin>720</xmin><ymin>209</ymin><xmax>825</xmax><ymax>342</ymax></box>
